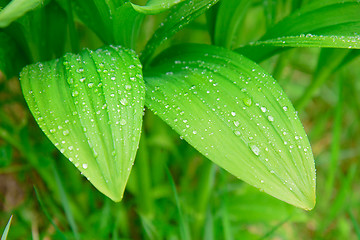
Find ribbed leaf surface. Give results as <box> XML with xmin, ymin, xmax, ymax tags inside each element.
<box><xmin>145</xmin><ymin>44</ymin><xmax>316</xmax><ymax>210</ymax></box>
<box><xmin>20</xmin><ymin>45</ymin><xmax>145</xmax><ymax>201</ymax></box>
<box><xmin>0</xmin><ymin>0</ymin><xmax>41</xmax><ymax>28</ymax></box>
<box><xmin>131</xmin><ymin>0</ymin><xmax>184</xmax><ymax>14</ymax></box>
<box><xmin>236</xmin><ymin>0</ymin><xmax>360</xmax><ymax>61</ymax></box>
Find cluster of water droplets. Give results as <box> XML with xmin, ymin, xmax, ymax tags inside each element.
<box><xmin>21</xmin><ymin>45</ymin><xmax>145</xmax><ymax>199</ymax></box>
<box><xmin>145</xmin><ymin>47</ymin><xmax>315</xmax><ymax>204</ymax></box>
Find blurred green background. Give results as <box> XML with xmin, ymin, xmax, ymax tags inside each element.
<box><xmin>1</xmin><ymin>0</ymin><xmax>360</xmax><ymax>239</ymax></box>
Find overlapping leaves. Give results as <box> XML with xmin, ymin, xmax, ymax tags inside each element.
<box><xmin>20</xmin><ymin>46</ymin><xmax>145</xmax><ymax>201</ymax></box>
<box><xmin>145</xmin><ymin>44</ymin><xmax>316</xmax><ymax>210</ymax></box>
<box><xmin>140</xmin><ymin>0</ymin><xmax>219</xmax><ymax>65</ymax></box>
<box><xmin>236</xmin><ymin>0</ymin><xmax>360</xmax><ymax>61</ymax></box>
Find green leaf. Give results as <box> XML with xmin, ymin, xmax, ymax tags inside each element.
<box><xmin>0</xmin><ymin>0</ymin><xmax>42</xmax><ymax>28</ymax></box>
<box><xmin>73</xmin><ymin>0</ymin><xmax>114</xmax><ymax>43</ymax></box>
<box><xmin>72</xmin><ymin>0</ymin><xmax>143</xmax><ymax>49</ymax></box>
<box><xmin>113</xmin><ymin>2</ymin><xmax>143</xmax><ymax>49</ymax></box>
<box><xmin>20</xmin><ymin>45</ymin><xmax>145</xmax><ymax>201</ymax></box>
<box><xmin>131</xmin><ymin>0</ymin><xmax>184</xmax><ymax>15</ymax></box>
<box><xmin>0</xmin><ymin>31</ymin><xmax>28</xmax><ymax>78</ymax></box>
<box><xmin>144</xmin><ymin>44</ymin><xmax>316</xmax><ymax>210</ymax></box>
<box><xmin>236</xmin><ymin>0</ymin><xmax>360</xmax><ymax>61</ymax></box>
<box><xmin>213</xmin><ymin>0</ymin><xmax>251</xmax><ymax>48</ymax></box>
<box><xmin>1</xmin><ymin>215</ymin><xmax>13</xmax><ymax>240</ymax></box>
<box><xmin>140</xmin><ymin>0</ymin><xmax>219</xmax><ymax>65</ymax></box>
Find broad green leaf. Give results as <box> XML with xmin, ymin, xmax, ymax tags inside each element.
<box><xmin>20</xmin><ymin>45</ymin><xmax>145</xmax><ymax>201</ymax></box>
<box><xmin>1</xmin><ymin>215</ymin><xmax>12</xmax><ymax>240</ymax></box>
<box><xmin>0</xmin><ymin>0</ymin><xmax>42</xmax><ymax>28</ymax></box>
<box><xmin>140</xmin><ymin>0</ymin><xmax>219</xmax><ymax>65</ymax></box>
<box><xmin>236</xmin><ymin>0</ymin><xmax>360</xmax><ymax>62</ymax></box>
<box><xmin>214</xmin><ymin>0</ymin><xmax>251</xmax><ymax>48</ymax></box>
<box><xmin>144</xmin><ymin>44</ymin><xmax>316</xmax><ymax>210</ymax></box>
<box><xmin>131</xmin><ymin>0</ymin><xmax>184</xmax><ymax>15</ymax></box>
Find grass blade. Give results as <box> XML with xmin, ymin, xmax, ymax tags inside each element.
<box><xmin>166</xmin><ymin>168</ymin><xmax>191</xmax><ymax>240</ymax></box>
<box><xmin>348</xmin><ymin>208</ymin><xmax>360</xmax><ymax>239</ymax></box>
<box><xmin>1</xmin><ymin>215</ymin><xmax>13</xmax><ymax>240</ymax></box>
<box><xmin>52</xmin><ymin>164</ymin><xmax>80</xmax><ymax>240</ymax></box>
<box><xmin>33</xmin><ymin>187</ymin><xmax>67</xmax><ymax>240</ymax></box>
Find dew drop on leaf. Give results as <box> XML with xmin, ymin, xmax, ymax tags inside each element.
<box><xmin>243</xmin><ymin>97</ymin><xmax>252</xmax><ymax>106</ymax></box>
<box><xmin>120</xmin><ymin>98</ymin><xmax>128</xmax><ymax>106</ymax></box>
<box><xmin>249</xmin><ymin>144</ymin><xmax>260</xmax><ymax>156</ymax></box>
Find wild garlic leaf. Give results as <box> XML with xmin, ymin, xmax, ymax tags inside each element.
<box><xmin>145</xmin><ymin>44</ymin><xmax>316</xmax><ymax>210</ymax></box>
<box><xmin>236</xmin><ymin>0</ymin><xmax>360</xmax><ymax>62</ymax></box>
<box><xmin>0</xmin><ymin>0</ymin><xmax>42</xmax><ymax>28</ymax></box>
<box><xmin>131</xmin><ymin>0</ymin><xmax>184</xmax><ymax>15</ymax></box>
<box><xmin>20</xmin><ymin>46</ymin><xmax>145</xmax><ymax>201</ymax></box>
<box><xmin>140</xmin><ymin>0</ymin><xmax>219</xmax><ymax>65</ymax></box>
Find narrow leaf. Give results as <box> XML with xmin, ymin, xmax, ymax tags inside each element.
<box><xmin>20</xmin><ymin>45</ymin><xmax>145</xmax><ymax>201</ymax></box>
<box><xmin>236</xmin><ymin>0</ymin><xmax>360</xmax><ymax>61</ymax></box>
<box><xmin>140</xmin><ymin>0</ymin><xmax>219</xmax><ymax>65</ymax></box>
<box><xmin>131</xmin><ymin>0</ymin><xmax>184</xmax><ymax>15</ymax></box>
<box><xmin>145</xmin><ymin>44</ymin><xmax>316</xmax><ymax>210</ymax></box>
<box><xmin>113</xmin><ymin>2</ymin><xmax>144</xmax><ymax>49</ymax></box>
<box><xmin>214</xmin><ymin>0</ymin><xmax>251</xmax><ymax>49</ymax></box>
<box><xmin>1</xmin><ymin>215</ymin><xmax>12</xmax><ymax>240</ymax></box>
<box><xmin>0</xmin><ymin>0</ymin><xmax>42</xmax><ymax>28</ymax></box>
<box><xmin>73</xmin><ymin>0</ymin><xmax>114</xmax><ymax>43</ymax></box>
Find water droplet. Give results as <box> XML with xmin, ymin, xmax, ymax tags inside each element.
<box><xmin>88</xmin><ymin>83</ymin><xmax>94</xmax><ymax>88</ymax></box>
<box><xmin>283</xmin><ymin>106</ymin><xmax>288</xmax><ymax>111</ymax></box>
<box><xmin>261</xmin><ymin>106</ymin><xmax>266</xmax><ymax>112</ymax></box>
<box><xmin>72</xmin><ymin>91</ymin><xmax>79</xmax><ymax>97</ymax></box>
<box><xmin>120</xmin><ymin>119</ymin><xmax>127</xmax><ymax>125</ymax></box>
<box><xmin>243</xmin><ymin>97</ymin><xmax>252</xmax><ymax>106</ymax></box>
<box><xmin>125</xmin><ymin>85</ymin><xmax>132</xmax><ymax>90</ymax></box>
<box><xmin>231</xmin><ymin>112</ymin><xmax>236</xmax><ymax>116</ymax></box>
<box><xmin>268</xmin><ymin>116</ymin><xmax>274</xmax><ymax>122</ymax></box>
<box><xmin>234</xmin><ymin>121</ymin><xmax>240</xmax><ymax>127</ymax></box>
<box><xmin>234</xmin><ymin>130</ymin><xmax>241</xmax><ymax>136</ymax></box>
<box><xmin>82</xmin><ymin>163</ymin><xmax>88</xmax><ymax>169</ymax></box>
<box><xmin>250</xmin><ymin>144</ymin><xmax>260</xmax><ymax>156</ymax></box>
<box><xmin>120</xmin><ymin>98</ymin><xmax>128</xmax><ymax>106</ymax></box>
<box><xmin>63</xmin><ymin>130</ymin><xmax>70</xmax><ymax>136</ymax></box>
